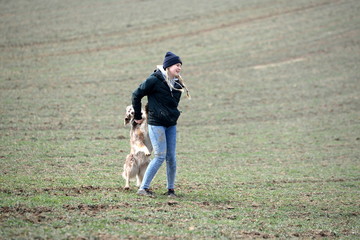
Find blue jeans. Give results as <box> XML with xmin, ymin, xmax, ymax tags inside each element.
<box><xmin>140</xmin><ymin>124</ymin><xmax>177</xmax><ymax>190</ymax></box>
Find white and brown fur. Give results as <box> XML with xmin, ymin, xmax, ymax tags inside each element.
<box><xmin>122</xmin><ymin>104</ymin><xmax>152</xmax><ymax>190</ymax></box>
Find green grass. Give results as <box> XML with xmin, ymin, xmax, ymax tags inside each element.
<box><xmin>1</xmin><ymin>0</ymin><xmax>360</xmax><ymax>239</ymax></box>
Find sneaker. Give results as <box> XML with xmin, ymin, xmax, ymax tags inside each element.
<box><xmin>137</xmin><ymin>189</ymin><xmax>154</xmax><ymax>197</ymax></box>
<box><xmin>166</xmin><ymin>189</ymin><xmax>177</xmax><ymax>198</ymax></box>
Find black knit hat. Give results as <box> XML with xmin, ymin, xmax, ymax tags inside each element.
<box><xmin>163</xmin><ymin>51</ymin><xmax>182</xmax><ymax>70</ymax></box>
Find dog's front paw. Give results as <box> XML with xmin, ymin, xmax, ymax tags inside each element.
<box><xmin>144</xmin><ymin>147</ymin><xmax>151</xmax><ymax>156</ymax></box>
<box><xmin>124</xmin><ymin>186</ymin><xmax>130</xmax><ymax>190</ymax></box>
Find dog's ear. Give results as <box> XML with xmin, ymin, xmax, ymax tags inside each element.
<box><xmin>124</xmin><ymin>117</ymin><xmax>130</xmax><ymax>125</ymax></box>
<box><xmin>124</xmin><ymin>105</ymin><xmax>133</xmax><ymax>125</ymax></box>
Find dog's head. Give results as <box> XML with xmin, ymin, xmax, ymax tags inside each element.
<box><xmin>124</xmin><ymin>105</ymin><xmax>134</xmax><ymax>125</ymax></box>
<box><xmin>124</xmin><ymin>104</ymin><xmax>148</xmax><ymax>126</ymax></box>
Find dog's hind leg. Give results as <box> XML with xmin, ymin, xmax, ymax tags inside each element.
<box><xmin>123</xmin><ymin>154</ymin><xmax>133</xmax><ymax>190</ymax></box>
<box><xmin>123</xmin><ymin>172</ymin><xmax>130</xmax><ymax>190</ymax></box>
<box><xmin>124</xmin><ymin>177</ymin><xmax>130</xmax><ymax>190</ymax></box>
<box><xmin>123</xmin><ymin>168</ymin><xmax>131</xmax><ymax>190</ymax></box>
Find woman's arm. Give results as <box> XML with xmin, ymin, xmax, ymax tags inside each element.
<box><xmin>132</xmin><ymin>76</ymin><xmax>155</xmax><ymax>120</ymax></box>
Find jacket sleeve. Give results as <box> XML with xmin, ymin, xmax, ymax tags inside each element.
<box><xmin>132</xmin><ymin>76</ymin><xmax>156</xmax><ymax>120</ymax></box>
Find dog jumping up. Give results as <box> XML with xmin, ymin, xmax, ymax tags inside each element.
<box><xmin>122</xmin><ymin>105</ymin><xmax>152</xmax><ymax>190</ymax></box>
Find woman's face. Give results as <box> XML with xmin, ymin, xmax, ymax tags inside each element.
<box><xmin>168</xmin><ymin>63</ymin><xmax>182</xmax><ymax>78</ymax></box>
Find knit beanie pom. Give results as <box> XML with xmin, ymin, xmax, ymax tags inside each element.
<box><xmin>163</xmin><ymin>51</ymin><xmax>182</xmax><ymax>70</ymax></box>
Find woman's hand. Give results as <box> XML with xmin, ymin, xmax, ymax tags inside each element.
<box><xmin>134</xmin><ymin>119</ymin><xmax>144</xmax><ymax>124</ymax></box>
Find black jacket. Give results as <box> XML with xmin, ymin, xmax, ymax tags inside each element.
<box><xmin>132</xmin><ymin>69</ymin><xmax>183</xmax><ymax>127</ymax></box>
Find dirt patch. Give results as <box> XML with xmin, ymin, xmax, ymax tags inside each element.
<box><xmin>0</xmin><ymin>185</ymin><xmax>124</xmax><ymax>197</ymax></box>
<box><xmin>195</xmin><ymin>201</ymin><xmax>237</xmax><ymax>211</ymax></box>
<box><xmin>63</xmin><ymin>202</ymin><xmax>131</xmax><ymax>214</ymax></box>
<box><xmin>238</xmin><ymin>231</ymin><xmax>274</xmax><ymax>239</ymax></box>
<box><xmin>0</xmin><ymin>203</ymin><xmax>135</xmax><ymax>226</ymax></box>
<box><xmin>0</xmin><ymin>205</ymin><xmax>53</xmax><ymax>223</ymax></box>
<box><xmin>292</xmin><ymin>230</ymin><xmax>338</xmax><ymax>238</ymax></box>
<box><xmin>1</xmin><ymin>205</ymin><xmax>53</xmax><ymax>215</ymax></box>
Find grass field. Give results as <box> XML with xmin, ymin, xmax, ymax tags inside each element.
<box><xmin>1</xmin><ymin>0</ymin><xmax>360</xmax><ymax>239</ymax></box>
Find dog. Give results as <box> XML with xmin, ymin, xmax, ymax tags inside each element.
<box><xmin>122</xmin><ymin>105</ymin><xmax>152</xmax><ymax>190</ymax></box>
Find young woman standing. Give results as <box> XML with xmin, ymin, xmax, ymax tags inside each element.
<box><xmin>132</xmin><ymin>52</ymin><xmax>190</xmax><ymax>197</ymax></box>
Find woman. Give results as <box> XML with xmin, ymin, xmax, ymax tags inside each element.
<box><xmin>132</xmin><ymin>51</ymin><xmax>190</xmax><ymax>197</ymax></box>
